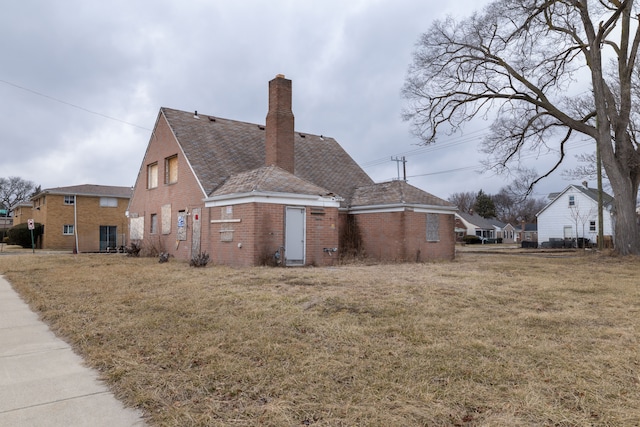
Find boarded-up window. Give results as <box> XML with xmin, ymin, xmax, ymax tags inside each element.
<box><xmin>100</xmin><ymin>197</ymin><xmax>118</xmax><ymax>207</ymax></box>
<box><xmin>161</xmin><ymin>204</ymin><xmax>171</xmax><ymax>234</ymax></box>
<box><xmin>220</xmin><ymin>206</ymin><xmax>234</xmax><ymax>242</ymax></box>
<box><xmin>426</xmin><ymin>213</ymin><xmax>440</xmax><ymax>242</ymax></box>
<box><xmin>148</xmin><ymin>163</ymin><xmax>158</xmax><ymax>189</ymax></box>
<box><xmin>150</xmin><ymin>214</ymin><xmax>158</xmax><ymax>234</ymax></box>
<box><xmin>130</xmin><ymin>217</ymin><xmax>144</xmax><ymax>240</ymax></box>
<box><xmin>165</xmin><ymin>155</ymin><xmax>178</xmax><ymax>184</ymax></box>
<box><xmin>177</xmin><ymin>211</ymin><xmax>187</xmax><ymax>241</ymax></box>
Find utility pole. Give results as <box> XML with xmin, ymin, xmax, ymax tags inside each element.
<box><xmin>391</xmin><ymin>156</ymin><xmax>407</xmax><ymax>181</ymax></box>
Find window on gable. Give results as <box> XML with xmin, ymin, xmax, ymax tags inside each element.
<box><xmin>148</xmin><ymin>163</ymin><xmax>158</xmax><ymax>189</ymax></box>
<box><xmin>165</xmin><ymin>155</ymin><xmax>178</xmax><ymax>184</ymax></box>
<box><xmin>568</xmin><ymin>195</ymin><xmax>575</xmax><ymax>206</ymax></box>
<box><xmin>426</xmin><ymin>213</ymin><xmax>440</xmax><ymax>242</ymax></box>
<box><xmin>63</xmin><ymin>224</ymin><xmax>74</xmax><ymax>235</ymax></box>
<box><xmin>590</xmin><ymin>220</ymin><xmax>596</xmax><ymax>232</ymax></box>
<box><xmin>64</xmin><ymin>195</ymin><xmax>75</xmax><ymax>205</ymax></box>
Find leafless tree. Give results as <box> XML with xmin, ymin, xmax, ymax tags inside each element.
<box><xmin>0</xmin><ymin>177</ymin><xmax>36</xmax><ymax>211</ymax></box>
<box><xmin>403</xmin><ymin>0</ymin><xmax>640</xmax><ymax>255</ymax></box>
<box><xmin>448</xmin><ymin>191</ymin><xmax>476</xmax><ymax>213</ymax></box>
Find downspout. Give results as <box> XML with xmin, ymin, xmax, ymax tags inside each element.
<box><xmin>74</xmin><ymin>194</ymin><xmax>79</xmax><ymax>254</ymax></box>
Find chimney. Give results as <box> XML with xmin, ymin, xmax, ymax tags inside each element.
<box><xmin>265</xmin><ymin>74</ymin><xmax>295</xmax><ymax>173</ymax></box>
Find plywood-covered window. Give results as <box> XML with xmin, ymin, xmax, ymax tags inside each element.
<box><xmin>165</xmin><ymin>155</ymin><xmax>178</xmax><ymax>184</ymax></box>
<box><xmin>150</xmin><ymin>214</ymin><xmax>158</xmax><ymax>234</ymax></box>
<box><xmin>148</xmin><ymin>163</ymin><xmax>158</xmax><ymax>189</ymax></box>
<box><xmin>426</xmin><ymin>213</ymin><xmax>440</xmax><ymax>242</ymax></box>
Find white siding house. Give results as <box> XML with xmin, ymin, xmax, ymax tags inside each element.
<box><xmin>536</xmin><ymin>183</ymin><xmax>614</xmax><ymax>246</ymax></box>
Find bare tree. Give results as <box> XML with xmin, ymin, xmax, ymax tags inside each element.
<box><xmin>568</xmin><ymin>201</ymin><xmax>596</xmax><ymax>249</ymax></box>
<box><xmin>0</xmin><ymin>177</ymin><xmax>36</xmax><ymax>211</ymax></box>
<box><xmin>448</xmin><ymin>191</ymin><xmax>476</xmax><ymax>213</ymax></box>
<box><xmin>403</xmin><ymin>1</ymin><xmax>640</xmax><ymax>255</ymax></box>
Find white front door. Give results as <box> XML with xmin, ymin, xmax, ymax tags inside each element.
<box><xmin>285</xmin><ymin>207</ymin><xmax>305</xmax><ymax>266</ymax></box>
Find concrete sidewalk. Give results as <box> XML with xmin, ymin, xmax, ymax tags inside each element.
<box><xmin>0</xmin><ymin>276</ymin><xmax>146</xmax><ymax>426</ymax></box>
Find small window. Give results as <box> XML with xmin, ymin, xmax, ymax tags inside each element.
<box><xmin>150</xmin><ymin>213</ymin><xmax>158</xmax><ymax>234</ymax></box>
<box><xmin>568</xmin><ymin>195</ymin><xmax>575</xmax><ymax>206</ymax></box>
<box><xmin>148</xmin><ymin>163</ymin><xmax>158</xmax><ymax>189</ymax></box>
<box><xmin>63</xmin><ymin>224</ymin><xmax>74</xmax><ymax>235</ymax></box>
<box><xmin>100</xmin><ymin>197</ymin><xmax>118</xmax><ymax>207</ymax></box>
<box><xmin>165</xmin><ymin>155</ymin><xmax>178</xmax><ymax>184</ymax></box>
<box><xmin>590</xmin><ymin>220</ymin><xmax>596</xmax><ymax>232</ymax></box>
<box><xmin>426</xmin><ymin>213</ymin><xmax>440</xmax><ymax>242</ymax></box>
<box><xmin>64</xmin><ymin>195</ymin><xmax>75</xmax><ymax>205</ymax></box>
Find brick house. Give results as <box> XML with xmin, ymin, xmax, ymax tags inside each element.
<box><xmin>127</xmin><ymin>74</ymin><xmax>456</xmax><ymax>266</ymax></box>
<box><xmin>13</xmin><ymin>185</ymin><xmax>131</xmax><ymax>252</ymax></box>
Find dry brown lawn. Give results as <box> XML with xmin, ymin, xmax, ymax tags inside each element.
<box><xmin>0</xmin><ymin>251</ymin><xmax>639</xmax><ymax>426</ymax></box>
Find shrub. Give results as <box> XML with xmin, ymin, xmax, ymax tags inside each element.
<box><xmin>190</xmin><ymin>252</ymin><xmax>210</xmax><ymax>267</ymax></box>
<box><xmin>463</xmin><ymin>235</ymin><xmax>482</xmax><ymax>245</ymax></box>
<box><xmin>158</xmin><ymin>252</ymin><xmax>170</xmax><ymax>263</ymax></box>
<box><xmin>7</xmin><ymin>223</ymin><xmax>43</xmax><ymax>248</ymax></box>
<box><xmin>125</xmin><ymin>242</ymin><xmax>141</xmax><ymax>257</ymax></box>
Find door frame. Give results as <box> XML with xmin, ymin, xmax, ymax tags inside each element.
<box><xmin>285</xmin><ymin>206</ymin><xmax>306</xmax><ymax>266</ymax></box>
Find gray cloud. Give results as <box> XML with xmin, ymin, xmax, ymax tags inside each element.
<box><xmin>1</xmin><ymin>0</ymin><xmax>582</xmax><ymax>201</ymax></box>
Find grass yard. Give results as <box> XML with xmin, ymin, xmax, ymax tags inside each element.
<box><xmin>1</xmin><ymin>251</ymin><xmax>639</xmax><ymax>426</ymax></box>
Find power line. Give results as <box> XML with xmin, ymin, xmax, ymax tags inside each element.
<box><xmin>0</xmin><ymin>78</ymin><xmax>151</xmax><ymax>131</ymax></box>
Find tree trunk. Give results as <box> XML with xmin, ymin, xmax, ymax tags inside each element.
<box><xmin>610</xmin><ymin>178</ymin><xmax>640</xmax><ymax>255</ymax></box>
<box><xmin>599</xmin><ymin>145</ymin><xmax>640</xmax><ymax>255</ymax></box>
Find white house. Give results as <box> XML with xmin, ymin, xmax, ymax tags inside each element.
<box><xmin>455</xmin><ymin>212</ymin><xmax>497</xmax><ymax>240</ymax></box>
<box><xmin>536</xmin><ymin>182</ymin><xmax>614</xmax><ymax>246</ymax></box>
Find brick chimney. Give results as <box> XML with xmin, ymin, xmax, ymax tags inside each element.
<box><xmin>265</xmin><ymin>74</ymin><xmax>295</xmax><ymax>173</ymax></box>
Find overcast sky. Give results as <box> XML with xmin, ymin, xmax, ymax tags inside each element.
<box><xmin>1</xmin><ymin>0</ymin><xmax>592</xmax><ymax>201</ymax></box>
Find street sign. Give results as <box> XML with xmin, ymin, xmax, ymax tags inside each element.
<box><xmin>28</xmin><ymin>219</ymin><xmax>35</xmax><ymax>230</ymax></box>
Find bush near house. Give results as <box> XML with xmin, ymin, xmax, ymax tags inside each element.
<box><xmin>463</xmin><ymin>235</ymin><xmax>482</xmax><ymax>244</ymax></box>
<box><xmin>7</xmin><ymin>222</ymin><xmax>43</xmax><ymax>248</ymax></box>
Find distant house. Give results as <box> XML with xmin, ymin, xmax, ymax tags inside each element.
<box><xmin>127</xmin><ymin>74</ymin><xmax>457</xmax><ymax>266</ymax></box>
<box><xmin>518</xmin><ymin>223</ymin><xmax>538</xmax><ymax>244</ymax></box>
<box><xmin>455</xmin><ymin>212</ymin><xmax>496</xmax><ymax>240</ymax></box>
<box><xmin>536</xmin><ymin>182</ymin><xmax>613</xmax><ymax>247</ymax></box>
<box><xmin>13</xmin><ymin>185</ymin><xmax>131</xmax><ymax>252</ymax></box>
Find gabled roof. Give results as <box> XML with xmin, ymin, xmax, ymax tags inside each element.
<box><xmin>33</xmin><ymin>184</ymin><xmax>132</xmax><ymax>199</ymax></box>
<box><xmin>161</xmin><ymin>108</ymin><xmax>373</xmax><ymax>207</ymax></box>
<box><xmin>350</xmin><ymin>180</ymin><xmax>455</xmax><ymax>209</ymax></box>
<box><xmin>456</xmin><ymin>212</ymin><xmax>496</xmax><ymax>230</ymax></box>
<box><xmin>211</xmin><ymin>165</ymin><xmax>332</xmax><ymax>197</ymax></box>
<box><xmin>537</xmin><ymin>184</ymin><xmax>614</xmax><ymax>217</ymax></box>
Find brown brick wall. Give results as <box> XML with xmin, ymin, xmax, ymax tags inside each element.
<box><xmin>354</xmin><ymin>210</ymin><xmax>455</xmax><ymax>262</ymax></box>
<box><xmin>127</xmin><ymin>113</ymin><xmax>208</xmax><ymax>258</ymax></box>
<box><xmin>206</xmin><ymin>202</ymin><xmax>339</xmax><ymax>267</ymax></box>
<box><xmin>22</xmin><ymin>194</ymin><xmax>129</xmax><ymax>251</ymax></box>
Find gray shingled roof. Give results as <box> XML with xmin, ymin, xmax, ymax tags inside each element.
<box><xmin>212</xmin><ymin>165</ymin><xmax>333</xmax><ymax>197</ymax></box>
<box><xmin>456</xmin><ymin>212</ymin><xmax>497</xmax><ymax>229</ymax></box>
<box><xmin>162</xmin><ymin>108</ymin><xmax>373</xmax><ymax>207</ymax></box>
<box><xmin>35</xmin><ymin>184</ymin><xmax>132</xmax><ymax>199</ymax></box>
<box><xmin>351</xmin><ymin>180</ymin><xmax>455</xmax><ymax>209</ymax></box>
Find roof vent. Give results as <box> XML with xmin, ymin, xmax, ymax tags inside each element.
<box><xmin>299</xmin><ymin>133</ymin><xmax>306</xmax><ymax>138</ymax></box>
<box><xmin>208</xmin><ymin>116</ymin><xmax>216</xmax><ymax>122</ymax></box>
<box><xmin>194</xmin><ymin>110</ymin><xmax>199</xmax><ymax>119</ymax></box>
<box><xmin>258</xmin><ymin>125</ymin><xmax>265</xmax><ymax>130</ymax></box>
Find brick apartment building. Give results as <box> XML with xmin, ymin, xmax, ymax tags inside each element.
<box><xmin>127</xmin><ymin>74</ymin><xmax>457</xmax><ymax>266</ymax></box>
<box><xmin>13</xmin><ymin>185</ymin><xmax>131</xmax><ymax>252</ymax></box>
